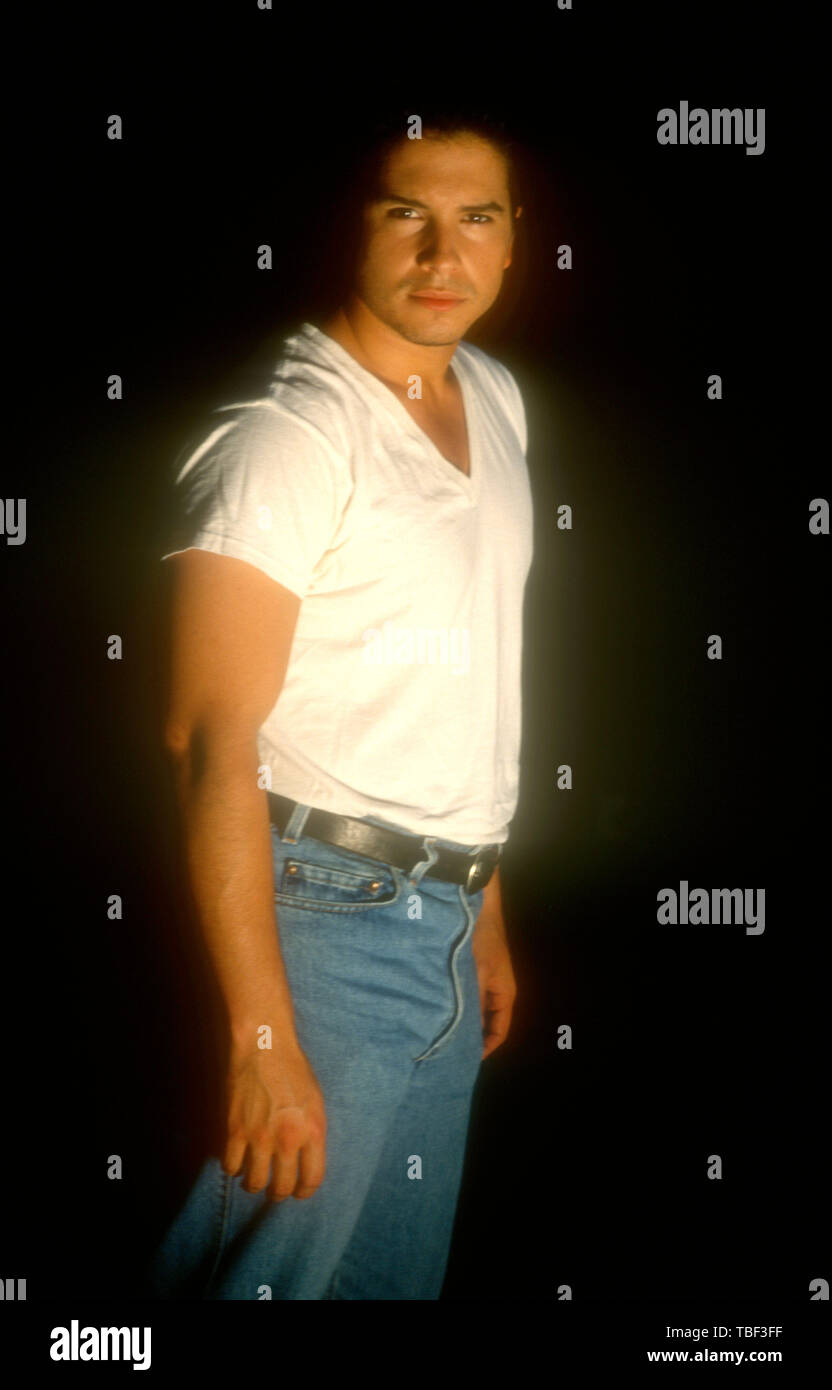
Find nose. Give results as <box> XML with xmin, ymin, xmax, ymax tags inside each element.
<box><xmin>414</xmin><ymin>219</ymin><xmax>463</xmax><ymax>275</ymax></box>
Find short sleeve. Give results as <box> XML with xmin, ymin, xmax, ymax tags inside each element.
<box><xmin>160</xmin><ymin>400</ymin><xmax>350</xmax><ymax>599</ymax></box>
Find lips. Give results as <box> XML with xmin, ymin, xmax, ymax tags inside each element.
<box><xmin>409</xmin><ymin>290</ymin><xmax>464</xmax><ymax>301</ymax></box>
<box><xmin>408</xmin><ymin>291</ymin><xmax>465</xmax><ymax>309</ymax></box>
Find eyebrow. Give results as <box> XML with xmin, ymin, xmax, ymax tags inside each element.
<box><xmin>375</xmin><ymin>193</ymin><xmax>506</xmax><ymax>214</ymax></box>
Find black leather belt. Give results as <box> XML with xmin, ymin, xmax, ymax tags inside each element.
<box><xmin>267</xmin><ymin>793</ymin><xmax>502</xmax><ymax>894</ymax></box>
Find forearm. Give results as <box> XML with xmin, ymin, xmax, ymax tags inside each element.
<box><xmin>167</xmin><ymin>737</ymin><xmax>300</xmax><ymax>1053</ymax></box>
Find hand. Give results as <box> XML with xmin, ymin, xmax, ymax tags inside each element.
<box><xmin>222</xmin><ymin>1039</ymin><xmax>327</xmax><ymax>1201</ymax></box>
<box><xmin>471</xmin><ymin>907</ymin><xmax>517</xmax><ymax>1060</ymax></box>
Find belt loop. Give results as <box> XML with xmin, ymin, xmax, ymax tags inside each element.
<box><xmin>408</xmin><ymin>836</ymin><xmax>440</xmax><ymax>889</ymax></box>
<box><xmin>281</xmin><ymin>801</ymin><xmax>311</xmax><ymax>844</ymax></box>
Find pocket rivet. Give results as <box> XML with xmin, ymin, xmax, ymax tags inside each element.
<box><xmin>369</xmin><ymin>881</ymin><xmax>381</xmax><ymax>891</ymax></box>
<box><xmin>287</xmin><ymin>864</ymin><xmax>298</xmax><ymax>875</ymax></box>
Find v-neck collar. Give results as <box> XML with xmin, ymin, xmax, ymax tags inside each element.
<box><xmin>297</xmin><ymin>321</ymin><xmax>481</xmax><ymax>504</ymax></box>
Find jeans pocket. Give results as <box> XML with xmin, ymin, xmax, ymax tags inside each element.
<box><xmin>273</xmin><ymin>840</ymin><xmax>402</xmax><ymax>913</ymax></box>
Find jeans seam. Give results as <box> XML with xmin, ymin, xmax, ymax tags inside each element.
<box><xmin>201</xmin><ymin>1164</ymin><xmax>233</xmax><ymax>1298</ymax></box>
<box><xmin>412</xmin><ymin>884</ymin><xmax>476</xmax><ymax>1062</ymax></box>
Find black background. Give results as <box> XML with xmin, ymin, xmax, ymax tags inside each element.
<box><xmin>2</xmin><ymin>0</ymin><xmax>827</xmax><ymax>1336</ymax></box>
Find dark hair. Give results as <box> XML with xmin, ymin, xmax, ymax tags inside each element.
<box><xmin>349</xmin><ymin>105</ymin><xmax>522</xmax><ymax>217</ymax></box>
<box><xmin>309</xmin><ymin>105</ymin><xmax>526</xmax><ymax>318</ymax></box>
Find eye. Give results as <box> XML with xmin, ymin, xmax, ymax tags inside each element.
<box><xmin>385</xmin><ymin>208</ymin><xmax>494</xmax><ymax>224</ymax></box>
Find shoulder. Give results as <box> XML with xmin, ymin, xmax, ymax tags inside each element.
<box><xmin>455</xmin><ymin>339</ymin><xmax>527</xmax><ymax>452</ymax></box>
<box><xmin>265</xmin><ymin>330</ymin><xmax>358</xmax><ymax>463</ymax></box>
<box><xmin>174</xmin><ymin>331</ymin><xmax>359</xmax><ymax>485</ymax></box>
<box><xmin>456</xmin><ymin>339</ymin><xmax>524</xmax><ymax>408</ymax></box>
<box><xmin>218</xmin><ymin>322</ymin><xmax>359</xmax><ymax>452</ymax></box>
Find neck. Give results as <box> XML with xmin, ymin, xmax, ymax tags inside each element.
<box><xmin>319</xmin><ymin>298</ymin><xmax>460</xmax><ymax>402</ymax></box>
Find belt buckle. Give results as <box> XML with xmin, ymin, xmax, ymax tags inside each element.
<box><xmin>465</xmin><ymin>847</ymin><xmax>497</xmax><ymax>894</ymax></box>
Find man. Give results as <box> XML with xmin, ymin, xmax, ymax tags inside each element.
<box><xmin>144</xmin><ymin>108</ymin><xmax>534</xmax><ymax>1300</ymax></box>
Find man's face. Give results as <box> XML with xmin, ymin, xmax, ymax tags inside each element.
<box><xmin>352</xmin><ymin>132</ymin><xmax>520</xmax><ymax>347</ymax></box>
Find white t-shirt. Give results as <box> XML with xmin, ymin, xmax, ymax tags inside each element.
<box><xmin>160</xmin><ymin>321</ymin><xmax>533</xmax><ymax>845</ymax></box>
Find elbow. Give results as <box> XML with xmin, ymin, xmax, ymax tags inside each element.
<box><xmin>163</xmin><ymin>720</ymin><xmax>194</xmax><ymax>762</ymax></box>
<box><xmin>162</xmin><ymin>719</ymin><xmax>259</xmax><ymax>776</ymax></box>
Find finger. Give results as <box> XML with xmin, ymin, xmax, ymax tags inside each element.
<box><xmin>487</xmin><ymin>1000</ymin><xmax>514</xmax><ymax>1036</ymax></box>
<box><xmin>268</xmin><ymin>1146</ymin><xmax>300</xmax><ymax>1202</ymax></box>
<box><xmin>294</xmin><ymin>1138</ymin><xmax>326</xmax><ymax>1199</ymax></box>
<box><xmin>243</xmin><ymin>1142</ymin><xmax>275</xmax><ymax>1194</ymax></box>
<box><xmin>222</xmin><ymin>1134</ymin><xmax>247</xmax><ymax>1177</ymax></box>
<box><xmin>481</xmin><ymin>1008</ymin><xmax>512</xmax><ymax>1057</ymax></box>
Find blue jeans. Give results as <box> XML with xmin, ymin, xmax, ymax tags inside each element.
<box><xmin>144</xmin><ymin>801</ymin><xmax>491</xmax><ymax>1300</ymax></box>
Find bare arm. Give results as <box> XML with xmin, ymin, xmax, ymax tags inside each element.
<box><xmin>162</xmin><ymin>548</ymin><xmax>326</xmax><ymax>1199</ymax></box>
<box><xmin>472</xmin><ymin>863</ymin><xmax>517</xmax><ymax>1059</ymax></box>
